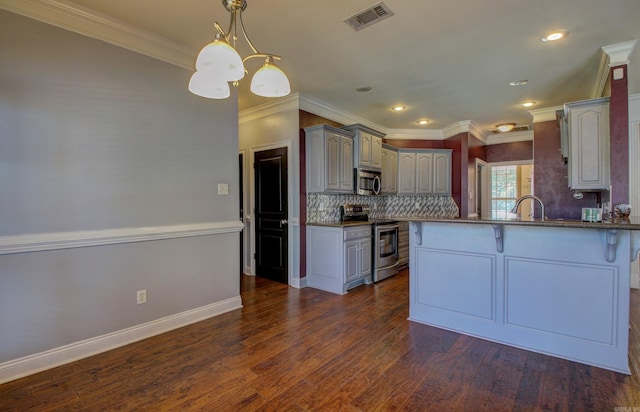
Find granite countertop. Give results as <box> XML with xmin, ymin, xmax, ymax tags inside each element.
<box><xmin>305</xmin><ymin>221</ymin><xmax>372</xmax><ymax>228</ymax></box>
<box><xmin>397</xmin><ymin>216</ymin><xmax>640</xmax><ymax>230</ymax></box>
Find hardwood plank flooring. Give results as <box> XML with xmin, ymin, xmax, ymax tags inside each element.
<box><xmin>1</xmin><ymin>269</ymin><xmax>640</xmax><ymax>411</ymax></box>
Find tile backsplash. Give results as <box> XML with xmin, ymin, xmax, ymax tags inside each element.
<box><xmin>306</xmin><ymin>193</ymin><xmax>459</xmax><ymax>222</ymax></box>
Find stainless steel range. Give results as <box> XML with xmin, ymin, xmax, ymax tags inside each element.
<box><xmin>340</xmin><ymin>204</ymin><xmax>400</xmax><ymax>283</ymax></box>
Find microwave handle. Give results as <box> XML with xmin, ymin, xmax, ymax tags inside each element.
<box><xmin>373</xmin><ymin>175</ymin><xmax>381</xmax><ymax>195</ymax></box>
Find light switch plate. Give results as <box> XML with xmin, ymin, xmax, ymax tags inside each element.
<box><xmin>613</xmin><ymin>67</ymin><xmax>624</xmax><ymax>80</ymax></box>
<box><xmin>217</xmin><ymin>183</ymin><xmax>229</xmax><ymax>195</ymax></box>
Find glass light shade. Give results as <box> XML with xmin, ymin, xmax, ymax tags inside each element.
<box><xmin>250</xmin><ymin>60</ymin><xmax>290</xmax><ymax>97</ymax></box>
<box><xmin>188</xmin><ymin>70</ymin><xmax>230</xmax><ymax>99</ymax></box>
<box><xmin>195</xmin><ymin>38</ymin><xmax>245</xmax><ymax>82</ymax></box>
<box><xmin>496</xmin><ymin>123</ymin><xmax>516</xmax><ymax>133</ymax></box>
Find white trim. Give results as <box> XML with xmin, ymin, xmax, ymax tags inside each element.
<box><xmin>0</xmin><ymin>221</ymin><xmax>244</xmax><ymax>255</ymax></box>
<box><xmin>529</xmin><ymin>105</ymin><xmax>563</xmax><ymax>123</ymax></box>
<box><xmin>602</xmin><ymin>39</ymin><xmax>638</xmax><ymax>67</ymax></box>
<box><xmin>385</xmin><ymin>128</ymin><xmax>444</xmax><ymax>141</ymax></box>
<box><xmin>0</xmin><ymin>0</ymin><xmax>194</xmax><ymax>70</ymax></box>
<box><xmin>239</xmin><ymin>94</ymin><xmax>301</xmax><ymax>124</ymax></box>
<box><xmin>485</xmin><ymin>130</ymin><xmax>534</xmax><ymax>145</ymax></box>
<box><xmin>0</xmin><ymin>296</ymin><xmax>243</xmax><ymax>384</ymax></box>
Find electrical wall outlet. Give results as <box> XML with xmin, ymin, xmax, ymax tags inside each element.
<box><xmin>136</xmin><ymin>289</ymin><xmax>147</xmax><ymax>305</ymax></box>
<box><xmin>217</xmin><ymin>183</ymin><xmax>229</xmax><ymax>195</ymax></box>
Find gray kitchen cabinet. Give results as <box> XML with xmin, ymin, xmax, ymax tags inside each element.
<box><xmin>381</xmin><ymin>145</ymin><xmax>398</xmax><ymax>194</ymax></box>
<box><xmin>342</xmin><ymin>124</ymin><xmax>385</xmax><ymax>171</ymax></box>
<box><xmin>305</xmin><ymin>124</ymin><xmax>355</xmax><ymax>193</ymax></box>
<box><xmin>306</xmin><ymin>224</ymin><xmax>372</xmax><ymax>294</ymax></box>
<box><xmin>564</xmin><ymin>97</ymin><xmax>610</xmax><ymax>191</ymax></box>
<box><xmin>398</xmin><ymin>149</ymin><xmax>452</xmax><ymax>195</ymax></box>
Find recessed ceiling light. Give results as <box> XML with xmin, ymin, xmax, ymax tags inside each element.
<box><xmin>520</xmin><ymin>101</ymin><xmax>536</xmax><ymax>108</ymax></box>
<box><xmin>541</xmin><ymin>30</ymin><xmax>568</xmax><ymax>42</ymax></box>
<box><xmin>416</xmin><ymin>119</ymin><xmax>430</xmax><ymax>125</ymax></box>
<box><xmin>496</xmin><ymin>123</ymin><xmax>516</xmax><ymax>133</ymax></box>
<box><xmin>391</xmin><ymin>105</ymin><xmax>406</xmax><ymax>112</ymax></box>
<box><xmin>356</xmin><ymin>86</ymin><xmax>372</xmax><ymax>92</ymax></box>
<box><xmin>509</xmin><ymin>80</ymin><xmax>528</xmax><ymax>86</ymax></box>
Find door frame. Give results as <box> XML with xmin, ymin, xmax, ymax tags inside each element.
<box><xmin>239</xmin><ymin>149</ymin><xmax>248</xmax><ymax>276</ymax></box>
<box><xmin>249</xmin><ymin>140</ymin><xmax>293</xmax><ymax>286</ymax></box>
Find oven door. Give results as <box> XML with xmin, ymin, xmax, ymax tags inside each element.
<box><xmin>375</xmin><ymin>223</ymin><xmax>399</xmax><ymax>268</ymax></box>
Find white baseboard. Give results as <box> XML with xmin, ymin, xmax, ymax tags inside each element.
<box><xmin>0</xmin><ymin>296</ymin><xmax>243</xmax><ymax>384</ymax></box>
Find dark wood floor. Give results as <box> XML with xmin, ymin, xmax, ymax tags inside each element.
<box><xmin>2</xmin><ymin>269</ymin><xmax>640</xmax><ymax>411</ymax></box>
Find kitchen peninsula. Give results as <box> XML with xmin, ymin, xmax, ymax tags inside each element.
<box><xmin>405</xmin><ymin>217</ymin><xmax>640</xmax><ymax>374</ymax></box>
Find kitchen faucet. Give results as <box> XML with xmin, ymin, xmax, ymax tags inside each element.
<box><xmin>510</xmin><ymin>195</ymin><xmax>545</xmax><ymax>221</ymax></box>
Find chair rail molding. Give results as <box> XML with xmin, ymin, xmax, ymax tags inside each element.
<box><xmin>0</xmin><ymin>221</ymin><xmax>244</xmax><ymax>255</ymax></box>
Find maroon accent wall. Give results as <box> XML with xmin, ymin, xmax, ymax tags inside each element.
<box><xmin>533</xmin><ymin>121</ymin><xmax>598</xmax><ymax>219</ymax></box>
<box><xmin>384</xmin><ymin>139</ymin><xmax>445</xmax><ymax>149</ymax></box>
<box><xmin>486</xmin><ymin>141</ymin><xmax>533</xmax><ymax>163</ymax></box>
<box><xmin>610</xmin><ymin>65</ymin><xmax>629</xmax><ymax>205</ymax></box>
<box><xmin>443</xmin><ymin>133</ymin><xmax>467</xmax><ymax>216</ymax></box>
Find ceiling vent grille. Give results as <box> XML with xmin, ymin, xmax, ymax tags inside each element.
<box><xmin>344</xmin><ymin>2</ymin><xmax>394</xmax><ymax>31</ymax></box>
<box><xmin>490</xmin><ymin>125</ymin><xmax>532</xmax><ymax>134</ymax></box>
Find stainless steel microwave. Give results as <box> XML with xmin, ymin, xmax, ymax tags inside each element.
<box><xmin>355</xmin><ymin>169</ymin><xmax>381</xmax><ymax>195</ymax></box>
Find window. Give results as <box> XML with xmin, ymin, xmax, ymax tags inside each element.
<box><xmin>491</xmin><ymin>166</ymin><xmax>518</xmax><ymax>219</ymax></box>
<box><xmin>490</xmin><ymin>164</ymin><xmax>533</xmax><ymax>219</ymax></box>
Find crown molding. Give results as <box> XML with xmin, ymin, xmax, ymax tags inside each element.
<box><xmin>529</xmin><ymin>105</ymin><xmax>563</xmax><ymax>123</ymax></box>
<box><xmin>602</xmin><ymin>39</ymin><xmax>638</xmax><ymax>67</ymax></box>
<box><xmin>384</xmin><ymin>128</ymin><xmax>444</xmax><ymax>140</ymax></box>
<box><xmin>0</xmin><ymin>0</ymin><xmax>194</xmax><ymax>70</ymax></box>
<box><xmin>485</xmin><ymin>130</ymin><xmax>534</xmax><ymax>145</ymax></box>
<box><xmin>239</xmin><ymin>94</ymin><xmax>301</xmax><ymax>124</ymax></box>
<box><xmin>298</xmin><ymin>94</ymin><xmax>389</xmax><ymax>133</ymax></box>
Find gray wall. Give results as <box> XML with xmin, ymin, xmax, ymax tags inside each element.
<box><xmin>0</xmin><ymin>11</ymin><xmax>240</xmax><ymax>362</ymax></box>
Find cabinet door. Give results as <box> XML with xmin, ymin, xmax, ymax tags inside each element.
<box><xmin>359</xmin><ymin>133</ymin><xmax>372</xmax><ymax>167</ymax></box>
<box><xmin>340</xmin><ymin>136</ymin><xmax>354</xmax><ymax>192</ymax></box>
<box><xmin>381</xmin><ymin>149</ymin><xmax>390</xmax><ymax>192</ymax></box>
<box><xmin>389</xmin><ymin>151</ymin><xmax>398</xmax><ymax>193</ymax></box>
<box><xmin>569</xmin><ymin>103</ymin><xmax>610</xmax><ymax>190</ymax></box>
<box><xmin>359</xmin><ymin>238</ymin><xmax>372</xmax><ymax>279</ymax></box>
<box><xmin>305</xmin><ymin>129</ymin><xmax>325</xmax><ymax>192</ymax></box>
<box><xmin>433</xmin><ymin>152</ymin><xmax>451</xmax><ymax>194</ymax></box>
<box><xmin>344</xmin><ymin>240</ymin><xmax>359</xmax><ymax>283</ymax></box>
<box><xmin>398</xmin><ymin>152</ymin><xmax>416</xmax><ymax>194</ymax></box>
<box><xmin>325</xmin><ymin>132</ymin><xmax>341</xmax><ymax>191</ymax></box>
<box><xmin>416</xmin><ymin>152</ymin><xmax>434</xmax><ymax>194</ymax></box>
<box><xmin>371</xmin><ymin>136</ymin><xmax>382</xmax><ymax>169</ymax></box>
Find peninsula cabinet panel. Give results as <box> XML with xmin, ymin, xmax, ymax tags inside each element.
<box><xmin>304</xmin><ymin>124</ymin><xmax>354</xmax><ymax>193</ymax></box>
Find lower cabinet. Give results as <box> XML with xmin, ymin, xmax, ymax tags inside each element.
<box><xmin>398</xmin><ymin>221</ymin><xmax>409</xmax><ymax>270</ymax></box>
<box><xmin>306</xmin><ymin>224</ymin><xmax>372</xmax><ymax>294</ymax></box>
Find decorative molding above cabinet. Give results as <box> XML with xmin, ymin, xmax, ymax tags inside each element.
<box><xmin>562</xmin><ymin>97</ymin><xmax>611</xmax><ymax>191</ymax></box>
<box><xmin>305</xmin><ymin>124</ymin><xmax>355</xmax><ymax>194</ymax></box>
<box><xmin>342</xmin><ymin>124</ymin><xmax>385</xmax><ymax>172</ymax></box>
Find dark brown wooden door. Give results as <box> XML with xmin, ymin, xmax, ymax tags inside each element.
<box><xmin>254</xmin><ymin>147</ymin><xmax>288</xmax><ymax>284</ymax></box>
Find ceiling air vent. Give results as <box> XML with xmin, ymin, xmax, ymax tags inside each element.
<box><xmin>344</xmin><ymin>2</ymin><xmax>394</xmax><ymax>31</ymax></box>
<box><xmin>490</xmin><ymin>125</ymin><xmax>532</xmax><ymax>134</ymax></box>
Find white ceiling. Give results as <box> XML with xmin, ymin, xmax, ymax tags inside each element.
<box><xmin>4</xmin><ymin>0</ymin><xmax>640</xmax><ymax>134</ymax></box>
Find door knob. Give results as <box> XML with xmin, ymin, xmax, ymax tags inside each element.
<box><xmin>280</xmin><ymin>219</ymin><xmax>288</xmax><ymax>225</ymax></box>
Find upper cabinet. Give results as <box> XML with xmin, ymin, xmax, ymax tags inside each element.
<box><xmin>305</xmin><ymin>124</ymin><xmax>355</xmax><ymax>193</ymax></box>
<box><xmin>342</xmin><ymin>124</ymin><xmax>385</xmax><ymax>171</ymax></box>
<box><xmin>381</xmin><ymin>144</ymin><xmax>398</xmax><ymax>194</ymax></box>
<box><xmin>563</xmin><ymin>97</ymin><xmax>610</xmax><ymax>191</ymax></box>
<box><xmin>398</xmin><ymin>149</ymin><xmax>452</xmax><ymax>195</ymax></box>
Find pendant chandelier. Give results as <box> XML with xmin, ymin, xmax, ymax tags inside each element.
<box><xmin>189</xmin><ymin>0</ymin><xmax>291</xmax><ymax>99</ymax></box>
